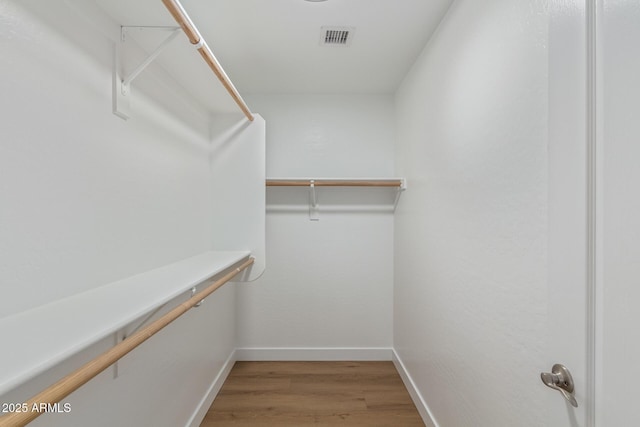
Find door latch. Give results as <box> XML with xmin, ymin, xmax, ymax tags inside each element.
<box><xmin>540</xmin><ymin>364</ymin><xmax>578</xmax><ymax>407</ymax></box>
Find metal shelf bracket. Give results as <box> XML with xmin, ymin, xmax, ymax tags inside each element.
<box><xmin>393</xmin><ymin>178</ymin><xmax>407</xmax><ymax>211</ymax></box>
<box><xmin>113</xmin><ymin>26</ymin><xmax>180</xmax><ymax>120</ymax></box>
<box><xmin>309</xmin><ymin>180</ymin><xmax>319</xmax><ymax>221</ymax></box>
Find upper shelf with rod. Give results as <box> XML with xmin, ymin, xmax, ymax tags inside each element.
<box><xmin>266</xmin><ymin>178</ymin><xmax>407</xmax><ymax>219</ymax></box>
<box><xmin>91</xmin><ymin>0</ymin><xmax>253</xmax><ymax>120</ymax></box>
<box><xmin>266</xmin><ymin>178</ymin><xmax>405</xmax><ymax>188</ymax></box>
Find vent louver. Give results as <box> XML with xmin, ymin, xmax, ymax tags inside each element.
<box><xmin>325</xmin><ymin>30</ymin><xmax>349</xmax><ymax>44</ymax></box>
<box><xmin>320</xmin><ymin>26</ymin><xmax>354</xmax><ymax>46</ymax></box>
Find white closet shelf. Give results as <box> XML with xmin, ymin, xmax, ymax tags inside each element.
<box><xmin>266</xmin><ymin>177</ymin><xmax>406</xmax><ymax>219</ymax></box>
<box><xmin>266</xmin><ymin>178</ymin><xmax>406</xmax><ymax>188</ymax></box>
<box><xmin>0</xmin><ymin>250</ymin><xmax>251</xmax><ymax>396</ymax></box>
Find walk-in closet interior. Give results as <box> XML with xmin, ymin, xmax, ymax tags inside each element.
<box><xmin>1</xmin><ymin>0</ymin><xmax>639</xmax><ymax>426</ymax></box>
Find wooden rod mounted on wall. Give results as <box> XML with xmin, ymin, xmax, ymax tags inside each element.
<box><xmin>161</xmin><ymin>0</ymin><xmax>254</xmax><ymax>122</ymax></box>
<box><xmin>0</xmin><ymin>257</ymin><xmax>255</xmax><ymax>427</ymax></box>
<box><xmin>266</xmin><ymin>179</ymin><xmax>405</xmax><ymax>188</ymax></box>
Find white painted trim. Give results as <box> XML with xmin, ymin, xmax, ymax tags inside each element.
<box><xmin>586</xmin><ymin>1</ymin><xmax>599</xmax><ymax>426</ymax></box>
<box><xmin>185</xmin><ymin>347</ymin><xmax>436</xmax><ymax>427</ymax></box>
<box><xmin>392</xmin><ymin>350</ymin><xmax>439</xmax><ymax>427</ymax></box>
<box><xmin>186</xmin><ymin>349</ymin><xmax>237</xmax><ymax>427</ymax></box>
<box><xmin>235</xmin><ymin>347</ymin><xmax>393</xmax><ymax>361</ymax></box>
<box><xmin>593</xmin><ymin>0</ymin><xmax>605</xmax><ymax>425</ymax></box>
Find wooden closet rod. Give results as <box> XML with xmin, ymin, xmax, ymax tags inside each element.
<box><xmin>266</xmin><ymin>179</ymin><xmax>404</xmax><ymax>188</ymax></box>
<box><xmin>161</xmin><ymin>0</ymin><xmax>254</xmax><ymax>122</ymax></box>
<box><xmin>0</xmin><ymin>257</ymin><xmax>254</xmax><ymax>427</ymax></box>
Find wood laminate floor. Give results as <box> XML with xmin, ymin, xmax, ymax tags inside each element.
<box><xmin>200</xmin><ymin>361</ymin><xmax>425</xmax><ymax>426</ymax></box>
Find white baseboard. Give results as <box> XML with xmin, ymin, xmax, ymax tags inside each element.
<box><xmin>235</xmin><ymin>347</ymin><xmax>393</xmax><ymax>361</ymax></box>
<box><xmin>392</xmin><ymin>349</ymin><xmax>439</xmax><ymax>427</ymax></box>
<box><xmin>186</xmin><ymin>349</ymin><xmax>237</xmax><ymax>427</ymax></box>
<box><xmin>185</xmin><ymin>347</ymin><xmax>437</xmax><ymax>427</ymax></box>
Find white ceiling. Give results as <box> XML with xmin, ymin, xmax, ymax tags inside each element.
<box><xmin>179</xmin><ymin>0</ymin><xmax>454</xmax><ymax>94</ymax></box>
<box><xmin>96</xmin><ymin>0</ymin><xmax>453</xmax><ymax>106</ymax></box>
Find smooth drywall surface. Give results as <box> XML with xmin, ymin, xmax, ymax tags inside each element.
<box><xmin>251</xmin><ymin>94</ymin><xmax>395</xmax><ymax>178</ymax></box>
<box><xmin>0</xmin><ymin>1</ymin><xmax>234</xmax><ymax>425</ymax></box>
<box><xmin>0</xmin><ymin>0</ymin><xmax>210</xmax><ymax>317</ymax></box>
<box><xmin>210</xmin><ymin>115</ymin><xmax>267</xmax><ymax>281</ymax></box>
<box><xmin>394</xmin><ymin>0</ymin><xmax>549</xmax><ymax>425</ymax></box>
<box><xmin>237</xmin><ymin>94</ymin><xmax>395</xmax><ymax>354</ymax></box>
<box><xmin>601</xmin><ymin>1</ymin><xmax>640</xmax><ymax>424</ymax></box>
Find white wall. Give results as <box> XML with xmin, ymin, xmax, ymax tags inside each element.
<box><xmin>0</xmin><ymin>2</ymin><xmax>235</xmax><ymax>425</ymax></box>
<box><xmin>600</xmin><ymin>1</ymin><xmax>640</xmax><ymax>424</ymax></box>
<box><xmin>236</xmin><ymin>94</ymin><xmax>396</xmax><ymax>357</ymax></box>
<box><xmin>0</xmin><ymin>0</ymin><xmax>211</xmax><ymax>317</ymax></box>
<box><xmin>253</xmin><ymin>94</ymin><xmax>395</xmax><ymax>178</ymax></box>
<box><xmin>394</xmin><ymin>1</ymin><xmax>549</xmax><ymax>425</ymax></box>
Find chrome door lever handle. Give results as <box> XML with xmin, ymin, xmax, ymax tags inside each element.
<box><xmin>540</xmin><ymin>364</ymin><xmax>578</xmax><ymax>407</ymax></box>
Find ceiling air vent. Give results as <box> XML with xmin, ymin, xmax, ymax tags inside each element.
<box><xmin>320</xmin><ymin>26</ymin><xmax>355</xmax><ymax>46</ymax></box>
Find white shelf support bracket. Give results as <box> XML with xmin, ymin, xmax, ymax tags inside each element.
<box><xmin>393</xmin><ymin>178</ymin><xmax>407</xmax><ymax>211</ymax></box>
<box><xmin>191</xmin><ymin>286</ymin><xmax>204</xmax><ymax>307</ymax></box>
<box><xmin>113</xmin><ymin>26</ymin><xmax>180</xmax><ymax>120</ymax></box>
<box><xmin>112</xmin><ymin>329</ymin><xmax>124</xmax><ymax>379</ymax></box>
<box><xmin>123</xmin><ymin>305</ymin><xmax>165</xmax><ymax>340</ymax></box>
<box><xmin>309</xmin><ymin>180</ymin><xmax>320</xmax><ymax>221</ymax></box>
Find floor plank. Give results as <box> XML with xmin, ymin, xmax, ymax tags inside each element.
<box><xmin>200</xmin><ymin>361</ymin><xmax>425</xmax><ymax>426</ymax></box>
